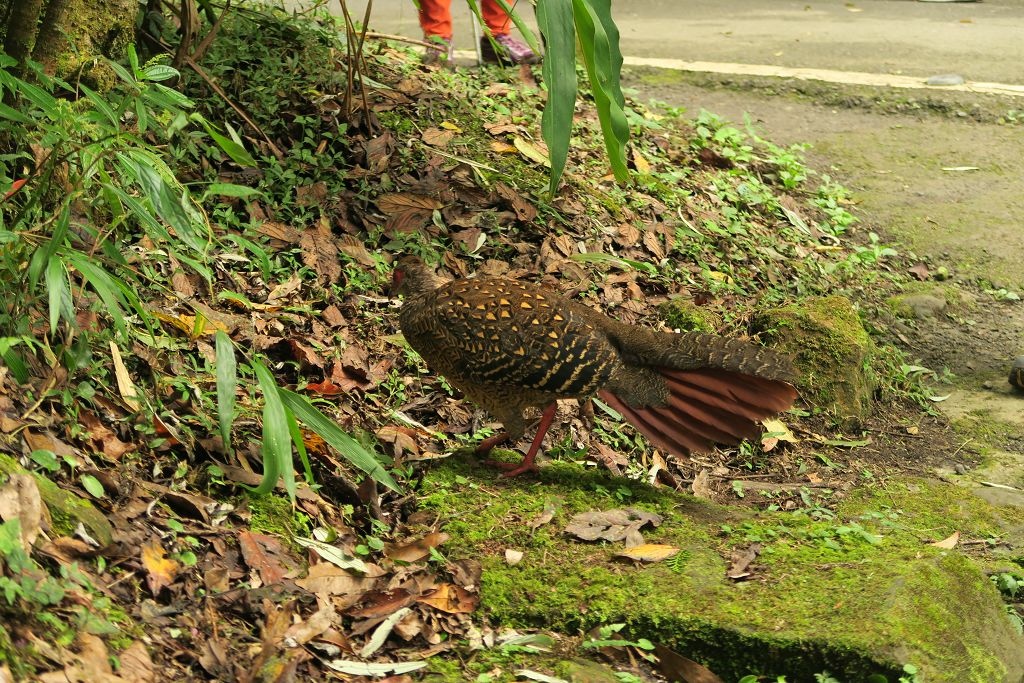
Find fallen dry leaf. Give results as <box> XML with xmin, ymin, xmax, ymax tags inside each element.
<box><xmin>726</xmin><ymin>543</ymin><xmax>761</xmax><ymax>581</ymax></box>
<box><xmin>529</xmin><ymin>498</ymin><xmax>561</xmax><ymax>530</ymax></box>
<box><xmin>930</xmin><ymin>530</ymin><xmax>960</xmax><ymax>550</ymax></box>
<box><xmin>615</xmin><ymin>543</ymin><xmax>680</xmax><ymax>563</ymax></box>
<box><xmin>421</xmin><ymin>127</ymin><xmax>455</xmax><ymax>147</ymax></box>
<box><xmin>564</xmin><ymin>508</ymin><xmax>662</xmax><ymax>546</ymax></box>
<box><xmin>141</xmin><ymin>541</ymin><xmax>179</xmax><ymax>596</ymax></box>
<box><xmin>110</xmin><ymin>341</ymin><xmax>140</xmax><ymax>410</ymax></box>
<box><xmin>384</xmin><ymin>532</ymin><xmax>449</xmax><ymax>563</ymax></box>
<box><xmin>238</xmin><ymin>530</ymin><xmax>299</xmax><ymax>585</ymax></box>
<box><xmin>300</xmin><ymin>219</ymin><xmax>342</xmax><ymax>284</ymax></box>
<box><xmin>0</xmin><ymin>474</ymin><xmax>44</xmax><ymax>549</ymax></box>
<box><xmin>117</xmin><ymin>641</ymin><xmax>155</xmax><ymax>683</ymax></box>
<box><xmin>416</xmin><ymin>584</ymin><xmax>478</xmax><ymax>614</ymax></box>
<box><xmin>760</xmin><ymin>418</ymin><xmax>798</xmax><ymax>452</ymax></box>
<box><xmin>513</xmin><ymin>136</ymin><xmax>550</xmax><ymax>167</ymax></box>
<box><xmin>691</xmin><ymin>468</ymin><xmax>714</xmax><ymax>500</ymax></box>
<box><xmin>295</xmin><ymin>562</ymin><xmax>375</xmax><ymax>597</ymax></box>
<box><xmin>654</xmin><ymin>643</ymin><xmax>726</xmax><ymax>683</ymax></box>
<box><xmin>338</xmin><ymin>234</ymin><xmax>376</xmax><ymax>266</ymax></box>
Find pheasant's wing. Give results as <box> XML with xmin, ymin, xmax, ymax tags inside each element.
<box><xmin>406</xmin><ymin>277</ymin><xmax>620</xmax><ymax>397</ymax></box>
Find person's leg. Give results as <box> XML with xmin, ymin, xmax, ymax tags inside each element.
<box><xmin>418</xmin><ymin>0</ymin><xmax>453</xmax><ymax>40</ymax></box>
<box><xmin>480</xmin><ymin>0</ymin><xmax>511</xmax><ymax>36</ymax></box>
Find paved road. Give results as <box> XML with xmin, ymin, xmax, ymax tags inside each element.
<box><xmin>302</xmin><ymin>0</ymin><xmax>1024</xmax><ymax>83</ymax></box>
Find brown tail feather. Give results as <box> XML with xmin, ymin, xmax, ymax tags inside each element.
<box><xmin>665</xmin><ymin>369</ymin><xmax>797</xmax><ymax>413</ymax></box>
<box><xmin>598</xmin><ymin>391</ymin><xmax>709</xmax><ymax>456</ymax></box>
<box><xmin>666</xmin><ymin>394</ymin><xmax>761</xmax><ymax>441</ymax></box>
<box><xmin>661</xmin><ymin>373</ymin><xmax>767</xmax><ymax>423</ymax></box>
<box><xmin>599</xmin><ymin>368</ymin><xmax>798</xmax><ymax>460</ymax></box>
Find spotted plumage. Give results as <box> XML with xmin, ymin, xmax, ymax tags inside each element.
<box><xmin>392</xmin><ymin>256</ymin><xmax>799</xmax><ymax>477</ymax></box>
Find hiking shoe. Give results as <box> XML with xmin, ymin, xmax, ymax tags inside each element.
<box><xmin>480</xmin><ymin>34</ymin><xmax>540</xmax><ymax>65</ymax></box>
<box><xmin>423</xmin><ymin>36</ymin><xmax>454</xmax><ymax>67</ymax></box>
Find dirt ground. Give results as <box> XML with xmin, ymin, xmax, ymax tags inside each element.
<box><xmin>625</xmin><ymin>70</ymin><xmax>1024</xmax><ymax>384</ymax></box>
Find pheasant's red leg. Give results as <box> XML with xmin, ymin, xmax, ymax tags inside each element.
<box><xmin>496</xmin><ymin>403</ymin><xmax>557</xmax><ymax>478</ymax></box>
<box><xmin>475</xmin><ymin>431</ymin><xmax>511</xmax><ymax>455</ymax></box>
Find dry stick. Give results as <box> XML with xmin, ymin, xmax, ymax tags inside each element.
<box><xmin>364</xmin><ymin>31</ymin><xmax>440</xmax><ymax>49</ymax></box>
<box><xmin>191</xmin><ymin>0</ymin><xmax>231</xmax><ymax>63</ymax></box>
<box><xmin>173</xmin><ymin>0</ymin><xmax>200</xmax><ymax>69</ymax></box>
<box><xmin>183</xmin><ymin>56</ymin><xmax>284</xmax><ymax>160</ymax></box>
<box><xmin>355</xmin><ymin>0</ymin><xmax>374</xmax><ymax>124</ymax></box>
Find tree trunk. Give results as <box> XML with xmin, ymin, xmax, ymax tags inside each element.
<box><xmin>4</xmin><ymin>0</ymin><xmax>44</xmax><ymax>73</ymax></box>
<box><xmin>31</xmin><ymin>0</ymin><xmax>73</xmax><ymax>75</ymax></box>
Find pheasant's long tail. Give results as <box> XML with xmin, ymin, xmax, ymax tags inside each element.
<box><xmin>597</xmin><ymin>368</ymin><xmax>798</xmax><ymax>459</ymax></box>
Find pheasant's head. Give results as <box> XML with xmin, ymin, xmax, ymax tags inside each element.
<box><xmin>390</xmin><ymin>255</ymin><xmax>443</xmax><ymax>298</ymax></box>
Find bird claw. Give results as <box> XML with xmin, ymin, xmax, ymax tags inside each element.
<box><xmin>483</xmin><ymin>458</ymin><xmax>538</xmax><ymax>478</ymax></box>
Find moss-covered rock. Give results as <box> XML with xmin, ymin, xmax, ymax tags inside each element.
<box><xmin>0</xmin><ymin>453</ymin><xmax>113</xmax><ymax>546</ymax></box>
<box><xmin>659</xmin><ymin>297</ymin><xmax>722</xmax><ymax>333</ymax></box>
<box><xmin>756</xmin><ymin>295</ymin><xmax>874</xmax><ymax>425</ymax></box>
<box><xmin>419</xmin><ymin>457</ymin><xmax>1024</xmax><ymax>682</ymax></box>
<box><xmin>0</xmin><ymin>0</ymin><xmax>135</xmax><ymax>90</ymax></box>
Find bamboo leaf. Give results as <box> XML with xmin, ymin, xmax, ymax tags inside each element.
<box><xmin>251</xmin><ymin>360</ymin><xmax>292</xmax><ymax>499</ymax></box>
<box><xmin>44</xmin><ymin>257</ymin><xmax>73</xmax><ymax>336</ymax></box>
<box><xmin>214</xmin><ymin>331</ymin><xmax>237</xmax><ymax>453</ymax></box>
<box><xmin>572</xmin><ymin>0</ymin><xmax>630</xmax><ymax>183</ymax></box>
<box><xmin>279</xmin><ymin>389</ymin><xmax>400</xmax><ymax>492</ymax></box>
<box><xmin>537</xmin><ymin>0</ymin><xmax>577</xmax><ymax>194</ymax></box>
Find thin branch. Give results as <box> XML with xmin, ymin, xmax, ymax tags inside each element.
<box><xmin>183</xmin><ymin>56</ymin><xmax>285</xmax><ymax>160</ymax></box>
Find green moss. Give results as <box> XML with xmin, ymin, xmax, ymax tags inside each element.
<box><xmin>658</xmin><ymin>298</ymin><xmax>722</xmax><ymax>333</ymax></box>
<box><xmin>0</xmin><ymin>453</ymin><xmax>113</xmax><ymax>545</ymax></box>
<box><xmin>248</xmin><ymin>493</ymin><xmax>309</xmax><ymax>540</ymax></box>
<box><xmin>756</xmin><ymin>295</ymin><xmax>875</xmax><ymax>425</ymax></box>
<box><xmin>419</xmin><ymin>459</ymin><xmax>1024</xmax><ymax>681</ymax></box>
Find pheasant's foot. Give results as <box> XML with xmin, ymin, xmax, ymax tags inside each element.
<box><xmin>483</xmin><ymin>457</ymin><xmax>539</xmax><ymax>477</ymax></box>
<box><xmin>475</xmin><ymin>431</ymin><xmax>511</xmax><ymax>455</ymax></box>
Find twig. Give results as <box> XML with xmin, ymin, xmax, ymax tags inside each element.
<box><xmin>191</xmin><ymin>0</ymin><xmax>231</xmax><ymax>63</ymax></box>
<box><xmin>365</xmin><ymin>31</ymin><xmax>442</xmax><ymax>49</ymax></box>
<box><xmin>183</xmin><ymin>56</ymin><xmax>284</xmax><ymax>160</ymax></box>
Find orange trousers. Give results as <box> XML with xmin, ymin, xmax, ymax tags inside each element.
<box><xmin>418</xmin><ymin>0</ymin><xmax>512</xmax><ymax>41</ymax></box>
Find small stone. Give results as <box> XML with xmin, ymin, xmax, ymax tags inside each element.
<box><xmin>954</xmin><ymin>463</ymin><xmax>967</xmax><ymax>475</ymax></box>
<box><xmin>900</xmin><ymin>294</ymin><xmax>947</xmax><ymax>319</ymax></box>
<box><xmin>926</xmin><ymin>74</ymin><xmax>965</xmax><ymax>86</ymax></box>
<box><xmin>504</xmin><ymin>549</ymin><xmax>524</xmax><ymax>566</ymax></box>
<box><xmin>934</xmin><ymin>266</ymin><xmax>950</xmax><ymax>280</ymax></box>
<box><xmin>982</xmin><ymin>380</ymin><xmax>994</xmax><ymax>390</ymax></box>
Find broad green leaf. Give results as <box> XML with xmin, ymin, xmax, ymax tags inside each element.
<box><xmin>81</xmin><ymin>474</ymin><xmax>105</xmax><ymax>498</ymax></box>
<box><xmin>572</xmin><ymin>0</ymin><xmax>630</xmax><ymax>183</ymax></box>
<box><xmin>279</xmin><ymin>389</ymin><xmax>400</xmax><ymax>492</ymax></box>
<box><xmin>251</xmin><ymin>360</ymin><xmax>293</xmax><ymax>499</ymax></box>
<box><xmin>141</xmin><ymin>64</ymin><xmax>180</xmax><ymax>83</ymax></box>
<box><xmin>196</xmin><ymin>118</ymin><xmax>257</xmax><ymax>167</ymax></box>
<box><xmin>537</xmin><ymin>0</ymin><xmax>577</xmax><ymax>194</ymax></box>
<box><xmin>214</xmin><ymin>331</ymin><xmax>237</xmax><ymax>453</ymax></box>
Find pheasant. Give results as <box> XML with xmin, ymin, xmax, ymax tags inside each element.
<box><xmin>392</xmin><ymin>256</ymin><xmax>798</xmax><ymax>477</ymax></box>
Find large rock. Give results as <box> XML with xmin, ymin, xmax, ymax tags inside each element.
<box><xmin>756</xmin><ymin>295</ymin><xmax>874</xmax><ymax>426</ymax></box>
<box><xmin>418</xmin><ymin>459</ymin><xmax>1024</xmax><ymax>682</ymax></box>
